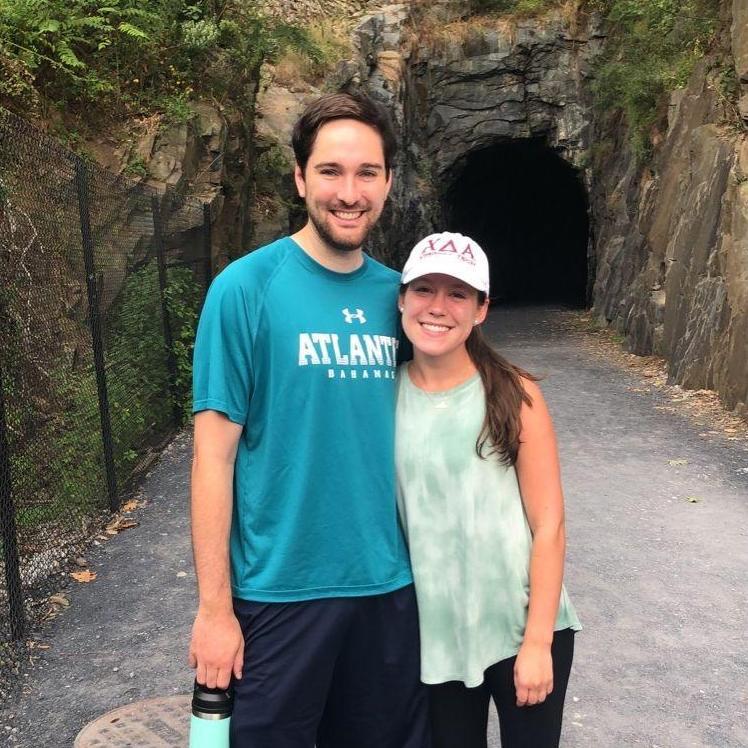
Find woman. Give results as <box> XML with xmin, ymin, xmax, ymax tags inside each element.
<box><xmin>395</xmin><ymin>232</ymin><xmax>581</xmax><ymax>748</ymax></box>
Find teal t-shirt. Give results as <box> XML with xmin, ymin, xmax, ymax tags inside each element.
<box><xmin>193</xmin><ymin>237</ymin><xmax>413</xmax><ymax>602</ymax></box>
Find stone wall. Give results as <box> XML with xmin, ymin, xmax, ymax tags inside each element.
<box><xmin>327</xmin><ymin>1</ymin><xmax>603</xmax><ymax>267</ymax></box>
<box><xmin>246</xmin><ymin>0</ymin><xmax>748</xmax><ymax>417</ymax></box>
<box><xmin>590</xmin><ymin>0</ymin><xmax>748</xmax><ymax>416</ymax></box>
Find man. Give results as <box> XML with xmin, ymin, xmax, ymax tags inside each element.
<box><xmin>188</xmin><ymin>92</ymin><xmax>429</xmax><ymax>747</ymax></box>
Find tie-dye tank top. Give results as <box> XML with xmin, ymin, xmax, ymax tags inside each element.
<box><xmin>395</xmin><ymin>365</ymin><xmax>581</xmax><ymax>687</ymax></box>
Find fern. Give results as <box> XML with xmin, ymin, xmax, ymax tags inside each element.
<box><xmin>0</xmin><ymin>0</ymin><xmax>327</xmax><ymax>118</ymax></box>
<box><xmin>55</xmin><ymin>39</ymin><xmax>84</xmax><ymax>68</ymax></box>
<box><xmin>36</xmin><ymin>19</ymin><xmax>60</xmax><ymax>33</ymax></box>
<box><xmin>71</xmin><ymin>16</ymin><xmax>113</xmax><ymax>31</ymax></box>
<box><xmin>118</xmin><ymin>21</ymin><xmax>148</xmax><ymax>39</ymax></box>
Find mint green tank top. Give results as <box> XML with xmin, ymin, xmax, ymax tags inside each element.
<box><xmin>395</xmin><ymin>366</ymin><xmax>581</xmax><ymax>687</ymax></box>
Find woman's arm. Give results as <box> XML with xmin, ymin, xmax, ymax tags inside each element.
<box><xmin>513</xmin><ymin>378</ymin><xmax>566</xmax><ymax>707</ymax></box>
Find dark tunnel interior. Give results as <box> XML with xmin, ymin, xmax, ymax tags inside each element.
<box><xmin>443</xmin><ymin>139</ymin><xmax>589</xmax><ymax>307</ymax></box>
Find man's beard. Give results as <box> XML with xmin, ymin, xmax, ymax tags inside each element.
<box><xmin>308</xmin><ymin>206</ymin><xmax>373</xmax><ymax>253</ymax></box>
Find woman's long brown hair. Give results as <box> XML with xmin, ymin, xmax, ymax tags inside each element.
<box><xmin>467</xmin><ymin>292</ymin><xmax>538</xmax><ymax>466</ymax></box>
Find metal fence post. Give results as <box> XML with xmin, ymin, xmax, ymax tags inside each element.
<box><xmin>75</xmin><ymin>157</ymin><xmax>118</xmax><ymax>512</ymax></box>
<box><xmin>151</xmin><ymin>195</ymin><xmax>182</xmax><ymax>426</ymax></box>
<box><xmin>0</xmin><ymin>362</ymin><xmax>25</xmax><ymax>640</ymax></box>
<box><xmin>202</xmin><ymin>202</ymin><xmax>213</xmax><ymax>300</ymax></box>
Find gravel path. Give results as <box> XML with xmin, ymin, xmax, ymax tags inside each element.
<box><xmin>2</xmin><ymin>305</ymin><xmax>747</xmax><ymax>747</ymax></box>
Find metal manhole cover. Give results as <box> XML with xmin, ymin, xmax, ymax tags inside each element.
<box><xmin>74</xmin><ymin>694</ymin><xmax>191</xmax><ymax>747</ymax></box>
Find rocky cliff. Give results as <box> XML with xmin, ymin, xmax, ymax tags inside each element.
<box><xmin>341</xmin><ymin>0</ymin><xmax>746</xmax><ymax>417</ymax></box>
<box><xmin>188</xmin><ymin>0</ymin><xmax>748</xmax><ymax>417</ymax></box>
<box><xmin>591</xmin><ymin>0</ymin><xmax>748</xmax><ymax>416</ymax></box>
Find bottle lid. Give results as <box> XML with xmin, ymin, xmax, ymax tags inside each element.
<box><xmin>192</xmin><ymin>681</ymin><xmax>233</xmax><ymax>717</ymax></box>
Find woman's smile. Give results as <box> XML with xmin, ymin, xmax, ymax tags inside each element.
<box><xmin>419</xmin><ymin>321</ymin><xmax>453</xmax><ymax>334</ymax></box>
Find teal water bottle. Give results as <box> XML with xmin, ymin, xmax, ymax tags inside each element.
<box><xmin>189</xmin><ymin>680</ymin><xmax>233</xmax><ymax>747</ymax></box>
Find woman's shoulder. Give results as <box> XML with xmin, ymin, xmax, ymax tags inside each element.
<box><xmin>519</xmin><ymin>375</ymin><xmax>544</xmax><ymax>402</ymax></box>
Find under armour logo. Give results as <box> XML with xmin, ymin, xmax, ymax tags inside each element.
<box><xmin>342</xmin><ymin>308</ymin><xmax>366</xmax><ymax>324</ymax></box>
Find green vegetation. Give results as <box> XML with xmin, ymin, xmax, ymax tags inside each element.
<box><xmin>472</xmin><ymin>0</ymin><xmax>562</xmax><ymax>14</ymax></box>
<box><xmin>590</xmin><ymin>0</ymin><xmax>721</xmax><ymax>160</ymax></box>
<box><xmin>0</xmin><ymin>0</ymin><xmax>325</xmax><ymax>123</ymax></box>
<box><xmin>254</xmin><ymin>144</ymin><xmax>291</xmax><ymax>193</ymax></box>
<box><xmin>164</xmin><ymin>266</ymin><xmax>203</xmax><ymax>422</ymax></box>
<box><xmin>271</xmin><ymin>20</ymin><xmax>351</xmax><ymax>87</ymax></box>
<box><xmin>7</xmin><ymin>261</ymin><xmax>202</xmax><ymax>522</ymax></box>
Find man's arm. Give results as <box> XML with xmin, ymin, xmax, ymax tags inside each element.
<box><xmin>188</xmin><ymin>410</ymin><xmax>245</xmax><ymax>689</ymax></box>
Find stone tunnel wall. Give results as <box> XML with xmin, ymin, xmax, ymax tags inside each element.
<box><xmin>343</xmin><ymin>1</ymin><xmax>603</xmax><ymax>272</ymax></box>
<box><xmin>589</xmin><ymin>0</ymin><xmax>748</xmax><ymax>416</ymax></box>
<box><xmin>345</xmin><ymin>0</ymin><xmax>748</xmax><ymax>416</ymax></box>
<box><xmin>249</xmin><ymin>0</ymin><xmax>747</xmax><ymax>417</ymax></box>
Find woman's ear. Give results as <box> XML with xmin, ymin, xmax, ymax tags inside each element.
<box><xmin>475</xmin><ymin>297</ymin><xmax>489</xmax><ymax>325</ymax></box>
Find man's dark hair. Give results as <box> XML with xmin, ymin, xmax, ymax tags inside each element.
<box><xmin>292</xmin><ymin>91</ymin><xmax>397</xmax><ymax>177</ymax></box>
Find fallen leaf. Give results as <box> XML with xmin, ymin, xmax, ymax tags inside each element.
<box><xmin>668</xmin><ymin>459</ymin><xmax>688</xmax><ymax>466</ymax></box>
<box><xmin>121</xmin><ymin>499</ymin><xmax>142</xmax><ymax>513</ymax></box>
<box><xmin>48</xmin><ymin>594</ymin><xmax>69</xmax><ymax>607</ymax></box>
<box><xmin>71</xmin><ymin>570</ymin><xmax>97</xmax><ymax>583</ymax></box>
<box><xmin>686</xmin><ymin>496</ymin><xmax>701</xmax><ymax>504</ymax></box>
<box><xmin>105</xmin><ymin>516</ymin><xmax>139</xmax><ymax>534</ymax></box>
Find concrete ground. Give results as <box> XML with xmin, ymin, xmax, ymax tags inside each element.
<box><xmin>2</xmin><ymin>306</ymin><xmax>747</xmax><ymax>747</ymax></box>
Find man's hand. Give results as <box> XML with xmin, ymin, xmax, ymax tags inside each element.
<box><xmin>514</xmin><ymin>641</ymin><xmax>553</xmax><ymax>707</ymax></box>
<box><xmin>189</xmin><ymin>606</ymin><xmax>244</xmax><ymax>689</ymax></box>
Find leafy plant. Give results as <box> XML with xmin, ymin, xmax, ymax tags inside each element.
<box><xmin>164</xmin><ymin>266</ymin><xmax>202</xmax><ymax>422</ymax></box>
<box><xmin>0</xmin><ymin>0</ymin><xmax>327</xmax><ymax>125</ymax></box>
<box><xmin>160</xmin><ymin>93</ymin><xmax>195</xmax><ymax>126</ymax></box>
<box><xmin>590</xmin><ymin>0</ymin><xmax>720</xmax><ymax>160</ymax></box>
<box><xmin>6</xmin><ymin>259</ymin><xmax>203</xmax><ymax>522</ymax></box>
<box><xmin>254</xmin><ymin>144</ymin><xmax>291</xmax><ymax>193</ymax></box>
<box><xmin>124</xmin><ymin>155</ymin><xmax>148</xmax><ymax>178</ymax></box>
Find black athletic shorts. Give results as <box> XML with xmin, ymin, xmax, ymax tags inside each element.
<box><xmin>230</xmin><ymin>584</ymin><xmax>430</xmax><ymax>747</ymax></box>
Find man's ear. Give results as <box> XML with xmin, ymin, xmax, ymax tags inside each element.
<box><xmin>384</xmin><ymin>169</ymin><xmax>393</xmax><ymax>200</ymax></box>
<box><xmin>294</xmin><ymin>163</ymin><xmax>306</xmax><ymax>198</ymax></box>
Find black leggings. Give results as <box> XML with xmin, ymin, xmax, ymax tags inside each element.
<box><xmin>427</xmin><ymin>628</ymin><xmax>575</xmax><ymax>748</ymax></box>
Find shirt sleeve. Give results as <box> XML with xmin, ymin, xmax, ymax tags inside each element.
<box><xmin>192</xmin><ymin>266</ymin><xmax>255</xmax><ymax>424</ymax></box>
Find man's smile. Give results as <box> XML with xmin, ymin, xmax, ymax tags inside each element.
<box><xmin>330</xmin><ymin>208</ymin><xmax>367</xmax><ymax>222</ymax></box>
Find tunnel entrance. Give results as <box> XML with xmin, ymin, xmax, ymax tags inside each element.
<box><xmin>443</xmin><ymin>139</ymin><xmax>589</xmax><ymax>307</ymax></box>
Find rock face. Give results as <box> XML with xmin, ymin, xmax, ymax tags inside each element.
<box><xmin>244</xmin><ymin>0</ymin><xmax>747</xmax><ymax>417</ymax></box>
<box><xmin>411</xmin><ymin>14</ymin><xmax>602</xmax><ymax>178</ymax></box>
<box><xmin>591</xmin><ymin>20</ymin><xmax>748</xmax><ymax>415</ymax></box>
<box><xmin>127</xmin><ymin>101</ymin><xmax>246</xmax><ymax>272</ymax></box>
<box><xmin>330</xmin><ymin>1</ymin><xmax>603</xmax><ymax>266</ymax></box>
<box><xmin>733</xmin><ymin>0</ymin><xmax>748</xmax><ymax>89</ymax></box>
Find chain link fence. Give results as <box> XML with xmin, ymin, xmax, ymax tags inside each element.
<box><xmin>0</xmin><ymin>107</ymin><xmax>212</xmax><ymax>695</ymax></box>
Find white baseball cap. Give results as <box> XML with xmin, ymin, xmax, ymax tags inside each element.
<box><xmin>401</xmin><ymin>232</ymin><xmax>490</xmax><ymax>294</ymax></box>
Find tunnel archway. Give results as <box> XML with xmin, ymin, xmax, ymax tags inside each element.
<box><xmin>442</xmin><ymin>139</ymin><xmax>589</xmax><ymax>307</ymax></box>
